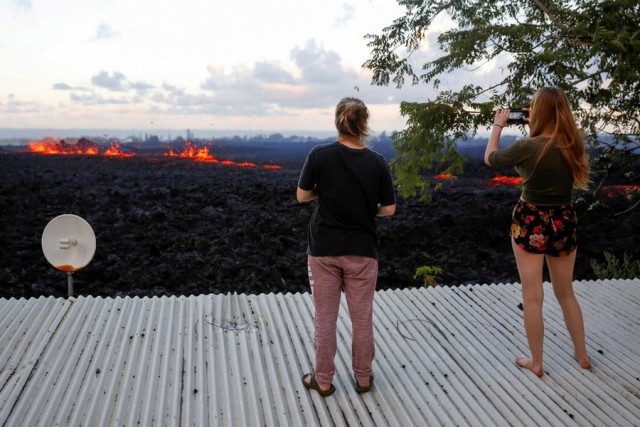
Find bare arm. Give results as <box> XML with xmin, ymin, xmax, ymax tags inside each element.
<box><xmin>377</xmin><ymin>204</ymin><xmax>396</xmax><ymax>217</ymax></box>
<box><xmin>296</xmin><ymin>187</ymin><xmax>318</xmax><ymax>203</ymax></box>
<box><xmin>484</xmin><ymin>109</ymin><xmax>509</xmax><ymax>166</ymax></box>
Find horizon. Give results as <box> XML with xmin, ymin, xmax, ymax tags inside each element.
<box><xmin>0</xmin><ymin>127</ymin><xmax>509</xmax><ymax>146</ymax></box>
<box><xmin>0</xmin><ymin>127</ymin><xmax>340</xmax><ymax>143</ymax></box>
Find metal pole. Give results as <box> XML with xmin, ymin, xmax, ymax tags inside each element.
<box><xmin>67</xmin><ymin>272</ymin><xmax>74</xmax><ymax>298</ymax></box>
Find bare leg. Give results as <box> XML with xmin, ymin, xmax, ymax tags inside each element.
<box><xmin>512</xmin><ymin>239</ymin><xmax>545</xmax><ymax>377</ymax></box>
<box><xmin>546</xmin><ymin>250</ymin><xmax>590</xmax><ymax>369</ymax></box>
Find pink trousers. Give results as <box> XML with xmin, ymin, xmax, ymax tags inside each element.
<box><xmin>307</xmin><ymin>255</ymin><xmax>378</xmax><ymax>387</ymax></box>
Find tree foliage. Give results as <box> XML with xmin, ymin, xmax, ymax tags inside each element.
<box><xmin>364</xmin><ymin>0</ymin><xmax>640</xmax><ymax>201</ymax></box>
<box><xmin>591</xmin><ymin>251</ymin><xmax>640</xmax><ymax>280</ymax></box>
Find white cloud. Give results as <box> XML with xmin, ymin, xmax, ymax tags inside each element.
<box><xmin>333</xmin><ymin>4</ymin><xmax>355</xmax><ymax>27</ymax></box>
<box><xmin>54</xmin><ymin>82</ymin><xmax>92</xmax><ymax>92</ymax></box>
<box><xmin>5</xmin><ymin>93</ymin><xmax>42</xmax><ymax>113</ymax></box>
<box><xmin>58</xmin><ymin>38</ymin><xmax>418</xmax><ymax>126</ymax></box>
<box><xmin>195</xmin><ymin>41</ymin><xmax>360</xmax><ymax>114</ymax></box>
<box><xmin>129</xmin><ymin>81</ymin><xmax>155</xmax><ymax>92</ymax></box>
<box><xmin>91</xmin><ymin>71</ymin><xmax>128</xmax><ymax>92</ymax></box>
<box><xmin>94</xmin><ymin>22</ymin><xmax>120</xmax><ymax>40</ymax></box>
<box><xmin>11</xmin><ymin>0</ymin><xmax>31</xmax><ymax>11</ymax></box>
<box><xmin>70</xmin><ymin>92</ymin><xmax>131</xmax><ymax>105</ymax></box>
<box><xmin>253</xmin><ymin>62</ymin><xmax>295</xmax><ymax>85</ymax></box>
<box><xmin>291</xmin><ymin>40</ymin><xmax>353</xmax><ymax>85</ymax></box>
<box><xmin>53</xmin><ymin>83</ymin><xmax>74</xmax><ymax>91</ymax></box>
<box><xmin>0</xmin><ymin>0</ymin><xmax>451</xmax><ymax>132</ymax></box>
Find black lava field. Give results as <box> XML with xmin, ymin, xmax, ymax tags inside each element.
<box><xmin>1</xmin><ymin>148</ymin><xmax>638</xmax><ymax>299</ymax></box>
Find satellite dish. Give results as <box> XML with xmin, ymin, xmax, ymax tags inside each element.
<box><xmin>42</xmin><ymin>214</ymin><xmax>96</xmax><ymax>297</ymax></box>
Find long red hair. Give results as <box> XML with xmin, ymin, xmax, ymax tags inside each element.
<box><xmin>529</xmin><ymin>87</ymin><xmax>590</xmax><ymax>189</ymax></box>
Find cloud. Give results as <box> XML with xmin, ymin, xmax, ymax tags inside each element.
<box><xmin>56</xmin><ymin>41</ymin><xmax>408</xmax><ymax>117</ymax></box>
<box><xmin>11</xmin><ymin>0</ymin><xmax>32</xmax><ymax>11</ymax></box>
<box><xmin>333</xmin><ymin>4</ymin><xmax>355</xmax><ymax>27</ymax></box>
<box><xmin>95</xmin><ymin>22</ymin><xmax>119</xmax><ymax>40</ymax></box>
<box><xmin>91</xmin><ymin>71</ymin><xmax>128</xmax><ymax>91</ymax></box>
<box><xmin>5</xmin><ymin>93</ymin><xmax>41</xmax><ymax>113</ymax></box>
<box><xmin>151</xmin><ymin>83</ymin><xmax>215</xmax><ymax>113</ymax></box>
<box><xmin>179</xmin><ymin>40</ymin><xmax>411</xmax><ymax>116</ymax></box>
<box><xmin>165</xmin><ymin>92</ymin><xmax>212</xmax><ymax>108</ymax></box>
<box><xmin>53</xmin><ymin>83</ymin><xmax>74</xmax><ymax>90</ymax></box>
<box><xmin>253</xmin><ymin>62</ymin><xmax>295</xmax><ymax>84</ymax></box>
<box><xmin>161</xmin><ymin>82</ymin><xmax>185</xmax><ymax>96</ymax></box>
<box><xmin>54</xmin><ymin>82</ymin><xmax>92</xmax><ymax>92</ymax></box>
<box><xmin>61</xmin><ymin>71</ymin><xmax>152</xmax><ymax>105</ymax></box>
<box><xmin>201</xmin><ymin>41</ymin><xmax>358</xmax><ymax>106</ymax></box>
<box><xmin>291</xmin><ymin>40</ymin><xmax>353</xmax><ymax>85</ymax></box>
<box><xmin>129</xmin><ymin>81</ymin><xmax>154</xmax><ymax>92</ymax></box>
<box><xmin>70</xmin><ymin>92</ymin><xmax>130</xmax><ymax>105</ymax></box>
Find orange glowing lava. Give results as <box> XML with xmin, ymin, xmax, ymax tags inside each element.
<box><xmin>25</xmin><ymin>138</ymin><xmax>282</xmax><ymax>169</ymax></box>
<box><xmin>103</xmin><ymin>142</ymin><xmax>136</xmax><ymax>157</ymax></box>
<box><xmin>56</xmin><ymin>264</ymin><xmax>79</xmax><ymax>272</ymax></box>
<box><xmin>27</xmin><ymin>138</ymin><xmax>136</xmax><ymax>157</ymax></box>
<box><xmin>434</xmin><ymin>173</ymin><xmax>456</xmax><ymax>180</ymax></box>
<box><xmin>165</xmin><ymin>142</ymin><xmax>281</xmax><ymax>169</ymax></box>
<box><xmin>28</xmin><ymin>138</ymin><xmax>99</xmax><ymax>155</ymax></box>
<box><xmin>487</xmin><ymin>175</ymin><xmax>523</xmax><ymax>187</ymax></box>
<box><xmin>602</xmin><ymin>185</ymin><xmax>640</xmax><ymax>198</ymax></box>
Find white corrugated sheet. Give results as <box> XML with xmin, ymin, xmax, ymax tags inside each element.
<box><xmin>1</xmin><ymin>279</ymin><xmax>639</xmax><ymax>426</ymax></box>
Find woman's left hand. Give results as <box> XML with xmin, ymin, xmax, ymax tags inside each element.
<box><xmin>494</xmin><ymin>109</ymin><xmax>509</xmax><ymax>128</ymax></box>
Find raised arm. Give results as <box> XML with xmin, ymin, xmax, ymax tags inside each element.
<box><xmin>485</xmin><ymin>109</ymin><xmax>509</xmax><ymax>166</ymax></box>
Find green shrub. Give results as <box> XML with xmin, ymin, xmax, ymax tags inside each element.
<box><xmin>413</xmin><ymin>265</ymin><xmax>444</xmax><ymax>287</ymax></box>
<box><xmin>591</xmin><ymin>251</ymin><xmax>640</xmax><ymax>279</ymax></box>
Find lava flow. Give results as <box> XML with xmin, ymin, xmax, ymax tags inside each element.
<box><xmin>27</xmin><ymin>138</ymin><xmax>136</xmax><ymax>157</ymax></box>
<box><xmin>434</xmin><ymin>173</ymin><xmax>456</xmax><ymax>180</ymax></box>
<box><xmin>486</xmin><ymin>175</ymin><xmax>523</xmax><ymax>187</ymax></box>
<box><xmin>25</xmin><ymin>138</ymin><xmax>282</xmax><ymax>168</ymax></box>
<box><xmin>602</xmin><ymin>185</ymin><xmax>640</xmax><ymax>198</ymax></box>
<box><xmin>28</xmin><ymin>137</ymin><xmax>99</xmax><ymax>155</ymax></box>
<box><xmin>165</xmin><ymin>142</ymin><xmax>281</xmax><ymax>169</ymax></box>
<box><xmin>103</xmin><ymin>142</ymin><xmax>136</xmax><ymax>157</ymax></box>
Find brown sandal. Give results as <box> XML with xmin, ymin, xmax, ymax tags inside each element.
<box><xmin>302</xmin><ymin>373</ymin><xmax>336</xmax><ymax>397</ymax></box>
<box><xmin>355</xmin><ymin>374</ymin><xmax>374</xmax><ymax>393</ymax></box>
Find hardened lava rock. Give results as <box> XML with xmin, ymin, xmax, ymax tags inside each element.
<box><xmin>0</xmin><ymin>152</ymin><xmax>637</xmax><ymax>298</ymax></box>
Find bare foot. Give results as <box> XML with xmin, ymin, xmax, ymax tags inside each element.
<box><xmin>575</xmin><ymin>354</ymin><xmax>591</xmax><ymax>369</ymax></box>
<box><xmin>515</xmin><ymin>357</ymin><xmax>544</xmax><ymax>377</ymax></box>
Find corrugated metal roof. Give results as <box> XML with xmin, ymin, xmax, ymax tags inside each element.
<box><xmin>1</xmin><ymin>279</ymin><xmax>639</xmax><ymax>426</ymax></box>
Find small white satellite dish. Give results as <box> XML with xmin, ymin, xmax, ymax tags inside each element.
<box><xmin>42</xmin><ymin>214</ymin><xmax>96</xmax><ymax>297</ymax></box>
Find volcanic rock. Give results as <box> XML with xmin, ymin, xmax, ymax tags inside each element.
<box><xmin>0</xmin><ymin>151</ymin><xmax>638</xmax><ymax>299</ymax></box>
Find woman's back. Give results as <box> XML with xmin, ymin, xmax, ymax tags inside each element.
<box><xmin>490</xmin><ymin>136</ymin><xmax>574</xmax><ymax>205</ymax></box>
<box><xmin>299</xmin><ymin>141</ymin><xmax>394</xmax><ymax>258</ymax></box>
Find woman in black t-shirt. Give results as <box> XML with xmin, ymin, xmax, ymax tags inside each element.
<box><xmin>297</xmin><ymin>97</ymin><xmax>396</xmax><ymax>396</ymax></box>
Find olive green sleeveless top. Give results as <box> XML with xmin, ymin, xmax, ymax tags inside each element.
<box><xmin>488</xmin><ymin>136</ymin><xmax>574</xmax><ymax>205</ymax></box>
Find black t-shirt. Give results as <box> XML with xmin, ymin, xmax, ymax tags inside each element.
<box><xmin>298</xmin><ymin>141</ymin><xmax>395</xmax><ymax>259</ymax></box>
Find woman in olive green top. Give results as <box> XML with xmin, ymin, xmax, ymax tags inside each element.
<box><xmin>484</xmin><ymin>87</ymin><xmax>591</xmax><ymax>377</ymax></box>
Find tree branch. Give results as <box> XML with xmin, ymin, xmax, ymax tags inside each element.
<box><xmin>530</xmin><ymin>0</ymin><xmax>568</xmax><ymax>31</ymax></box>
<box><xmin>615</xmin><ymin>199</ymin><xmax>640</xmax><ymax>216</ymax></box>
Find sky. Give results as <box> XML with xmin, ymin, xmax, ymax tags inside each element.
<box><xmin>0</xmin><ymin>0</ymin><xmax>505</xmax><ymax>138</ymax></box>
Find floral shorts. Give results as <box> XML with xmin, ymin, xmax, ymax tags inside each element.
<box><xmin>511</xmin><ymin>200</ymin><xmax>577</xmax><ymax>257</ymax></box>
